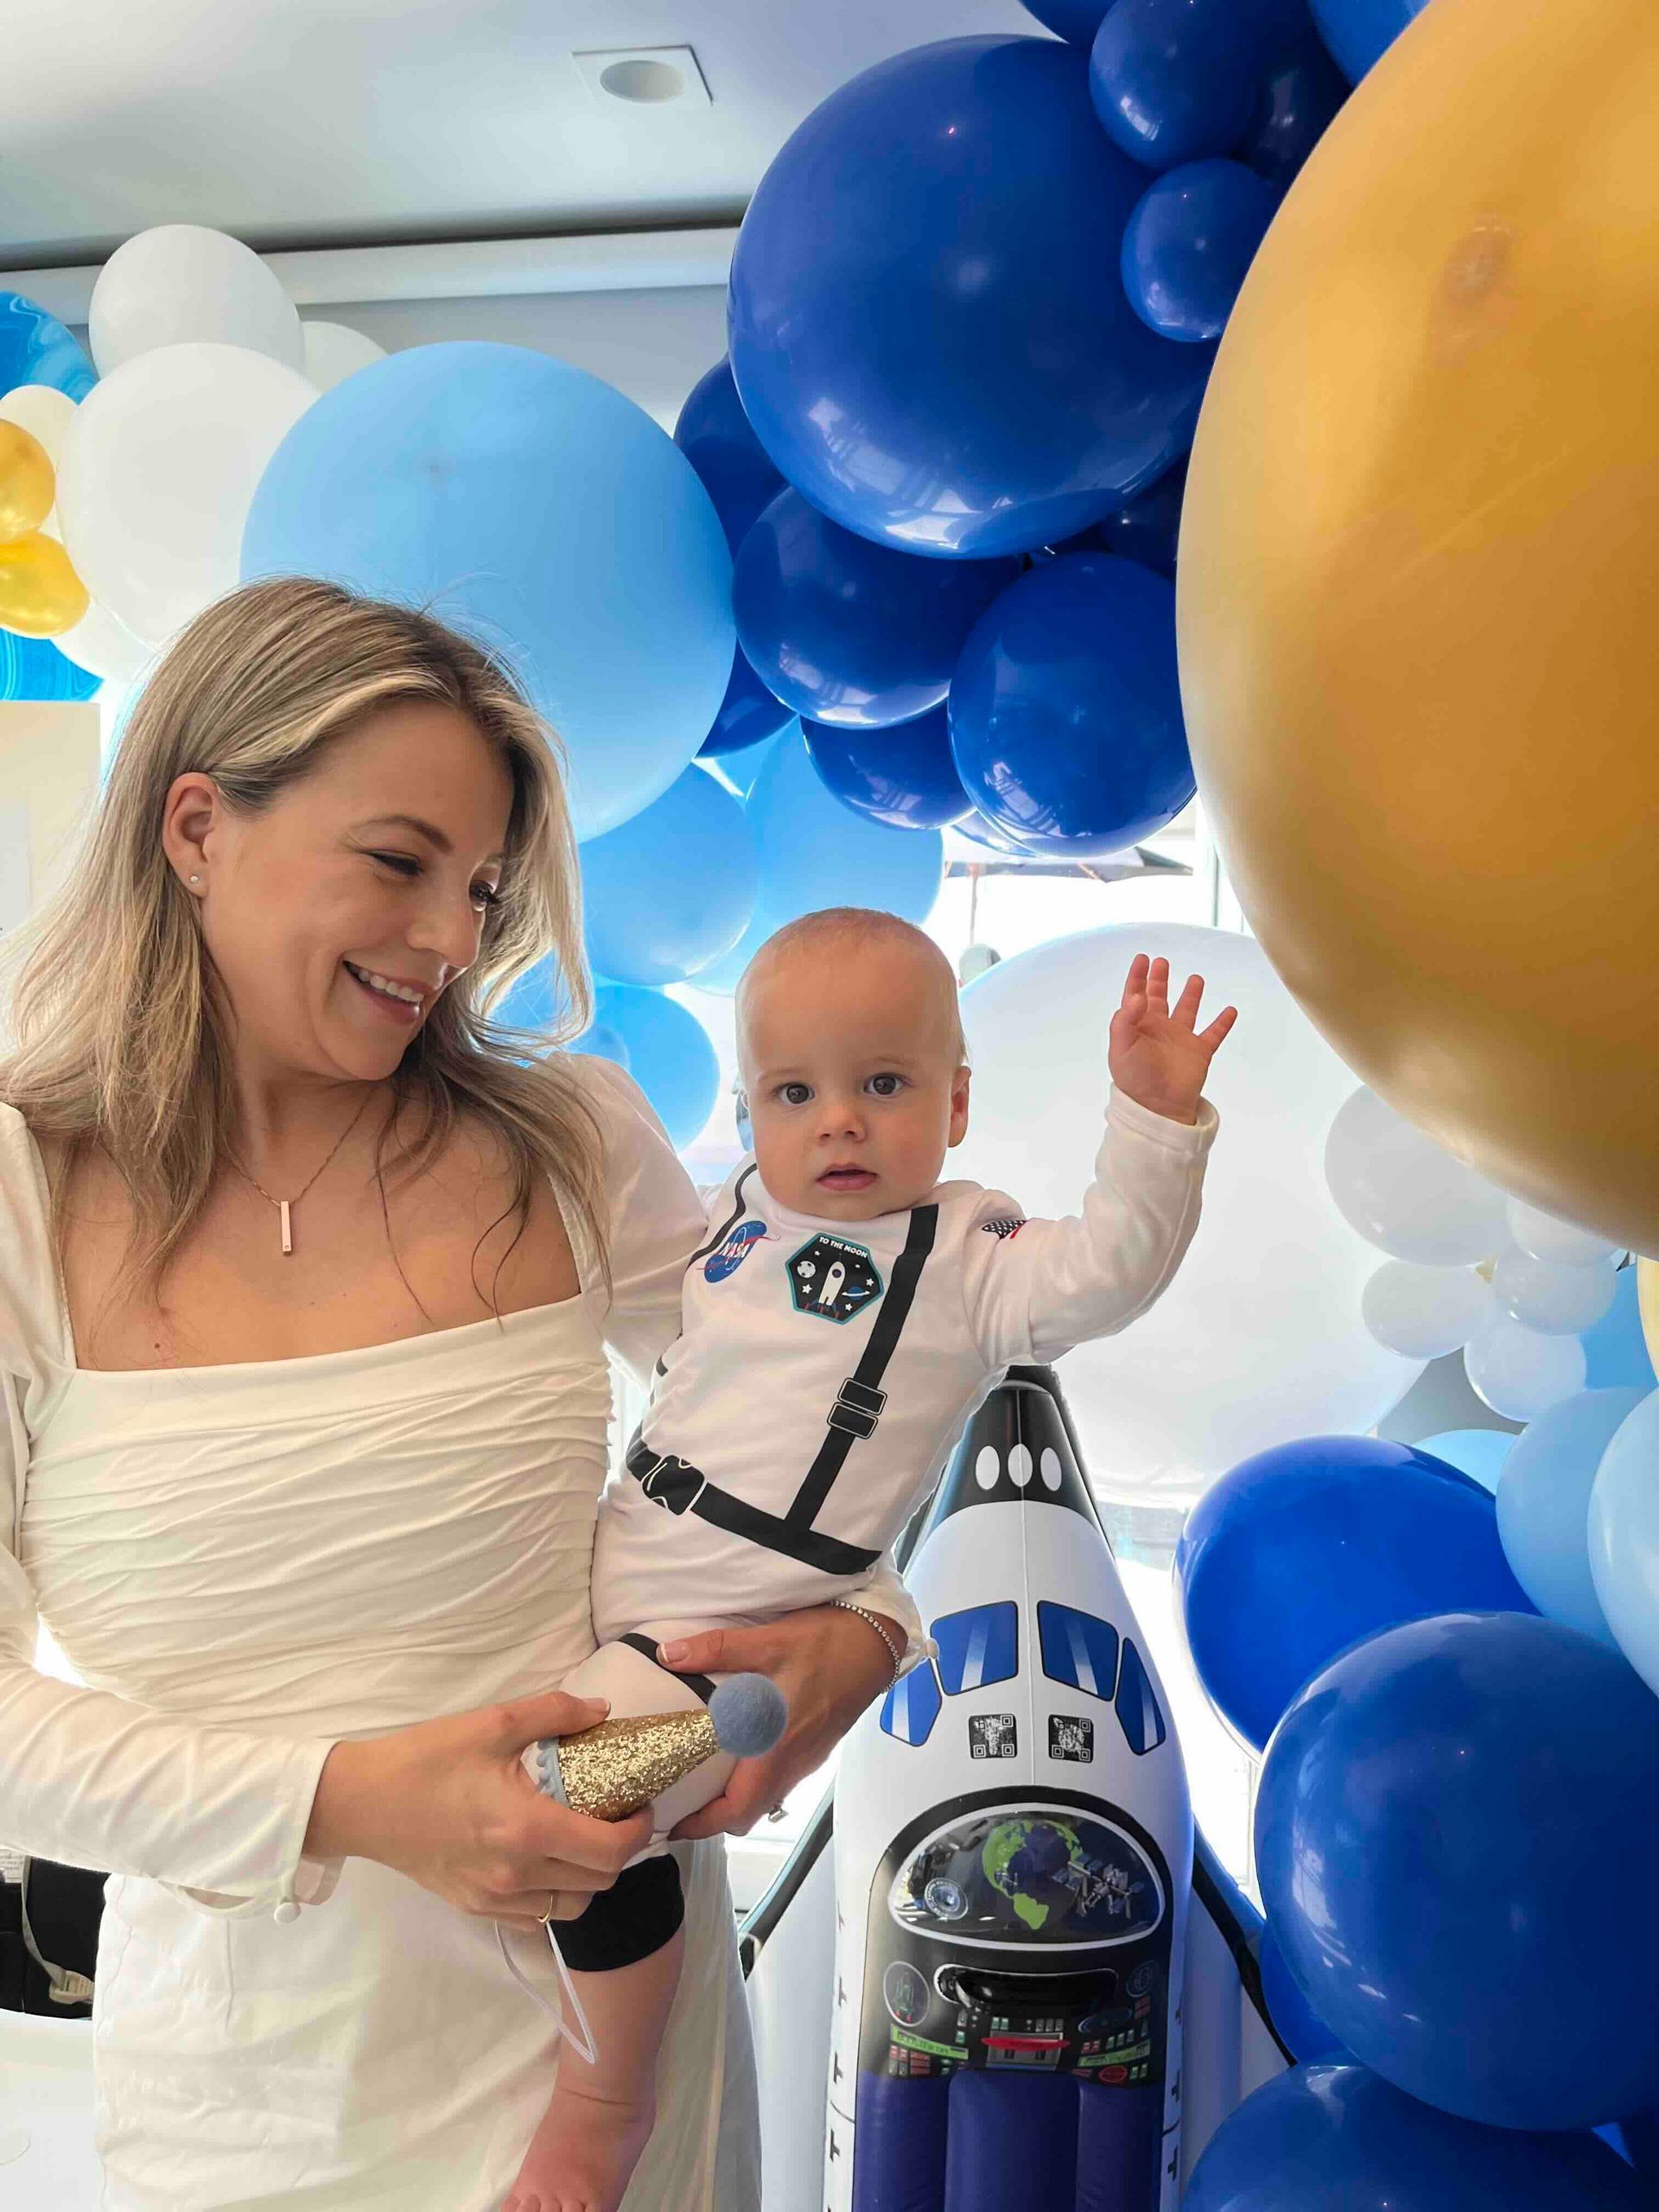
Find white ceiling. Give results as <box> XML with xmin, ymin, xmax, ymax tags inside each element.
<box><xmin>3</xmin><ymin>0</ymin><xmax>1043</xmax><ymax>267</ymax></box>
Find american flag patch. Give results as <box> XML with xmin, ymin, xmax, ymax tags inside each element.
<box><xmin>980</xmin><ymin>1216</ymin><xmax>1026</xmax><ymax>1240</ymax></box>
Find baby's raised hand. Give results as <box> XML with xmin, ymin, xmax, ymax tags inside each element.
<box><xmin>1108</xmin><ymin>954</ymin><xmax>1236</xmax><ymax>1125</ymax></box>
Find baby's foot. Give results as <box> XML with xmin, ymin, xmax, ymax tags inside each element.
<box><xmin>502</xmin><ymin>2079</ymin><xmax>656</xmax><ymax>2212</ymax></box>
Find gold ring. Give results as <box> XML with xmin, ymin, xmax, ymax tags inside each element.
<box><xmin>539</xmin><ymin>1895</ymin><xmax>560</xmax><ymax>1926</ymax></box>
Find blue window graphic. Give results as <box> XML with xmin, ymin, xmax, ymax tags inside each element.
<box><xmin>1115</xmin><ymin>1637</ymin><xmax>1167</xmax><ymax>1755</ymax></box>
<box><xmin>1038</xmin><ymin>1602</ymin><xmax>1121</xmax><ymax>1703</ymax></box>
<box><xmin>932</xmin><ymin>1603</ymin><xmax>1019</xmax><ymax>1695</ymax></box>
<box><xmin>881</xmin><ymin>1660</ymin><xmax>944</xmax><ymax>1747</ymax></box>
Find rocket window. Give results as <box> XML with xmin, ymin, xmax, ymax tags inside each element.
<box><xmin>880</xmin><ymin>1657</ymin><xmax>944</xmax><ymax>1746</ymax></box>
<box><xmin>931</xmin><ymin>1602</ymin><xmax>1020</xmax><ymax>1694</ymax></box>
<box><xmin>1037</xmin><ymin>1602</ymin><xmax>1121</xmax><ymax>1704</ymax></box>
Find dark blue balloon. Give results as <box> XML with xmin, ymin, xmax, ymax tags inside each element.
<box><xmin>954</xmin><ymin>810</ymin><xmax>1035</xmax><ymax>857</ymax></box>
<box><xmin>1185</xmin><ymin>2063</ymin><xmax>1649</xmax><ymax>2212</ymax></box>
<box><xmin>0</xmin><ymin>630</ymin><xmax>102</xmax><ymax>702</ymax></box>
<box><xmin>696</xmin><ymin>645</ymin><xmax>794</xmax><ymax>759</ymax></box>
<box><xmin>1020</xmin><ymin>0</ymin><xmax>1111</xmax><ymax>40</ymax></box>
<box><xmin>1090</xmin><ymin>0</ymin><xmax>1300</xmax><ymax>172</ymax></box>
<box><xmin>949</xmin><ymin>552</ymin><xmax>1192</xmax><ymax>858</ymax></box>
<box><xmin>1122</xmin><ymin>160</ymin><xmax>1282</xmax><ymax>342</ymax></box>
<box><xmin>1257</xmin><ymin>1613</ymin><xmax>1659</xmax><ymax>2130</ymax></box>
<box><xmin>673</xmin><ymin>357</ymin><xmax>787</xmax><ymax>558</ymax></box>
<box><xmin>1259</xmin><ymin>1927</ymin><xmax>1345</xmax><ymax>2063</ymax></box>
<box><xmin>1307</xmin><ymin>0</ymin><xmax>1429</xmax><ymax>81</ymax></box>
<box><xmin>1086</xmin><ymin>458</ymin><xmax>1186</xmax><ymax>577</ymax></box>
<box><xmin>734</xmin><ymin>490</ymin><xmax>1020</xmax><ymax>729</ymax></box>
<box><xmin>0</xmin><ymin>292</ymin><xmax>97</xmax><ymax>401</ymax></box>
<box><xmin>1175</xmin><ymin>1434</ymin><xmax>1535</xmax><ymax>1753</ymax></box>
<box><xmin>1234</xmin><ymin>29</ymin><xmax>1349</xmax><ymax>184</ymax></box>
<box><xmin>728</xmin><ymin>37</ymin><xmax>1214</xmax><ymax>558</ymax></box>
<box><xmin>802</xmin><ymin>706</ymin><xmax>974</xmax><ymax>830</ymax></box>
<box><xmin>581</xmin><ymin>766</ymin><xmax>758</xmax><ymax>988</ymax></box>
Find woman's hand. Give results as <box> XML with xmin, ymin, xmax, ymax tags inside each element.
<box><xmin>1108</xmin><ymin>953</ymin><xmax>1236</xmax><ymax>1125</ymax></box>
<box><xmin>304</xmin><ymin>1691</ymin><xmax>655</xmax><ymax>1932</ymax></box>
<box><xmin>658</xmin><ymin>1605</ymin><xmax>898</xmax><ymax>1839</ymax></box>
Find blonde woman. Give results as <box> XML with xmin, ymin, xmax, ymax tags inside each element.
<box><xmin>0</xmin><ymin>577</ymin><xmax>917</xmax><ymax>2210</ymax></box>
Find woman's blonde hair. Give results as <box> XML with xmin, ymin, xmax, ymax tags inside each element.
<box><xmin>0</xmin><ymin>575</ymin><xmax>606</xmax><ymax>1313</ymax></box>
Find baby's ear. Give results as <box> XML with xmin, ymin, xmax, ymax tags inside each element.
<box><xmin>947</xmin><ymin>1064</ymin><xmax>972</xmax><ymax>1147</ymax></box>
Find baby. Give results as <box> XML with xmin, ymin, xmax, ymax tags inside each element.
<box><xmin>505</xmin><ymin>906</ymin><xmax>1234</xmax><ymax>2212</ymax></box>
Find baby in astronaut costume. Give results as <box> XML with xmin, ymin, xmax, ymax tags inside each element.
<box><xmin>506</xmin><ymin>907</ymin><xmax>1233</xmax><ymax>2212</ymax></box>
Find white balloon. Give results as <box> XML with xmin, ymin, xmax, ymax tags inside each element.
<box><xmin>1325</xmin><ymin>1084</ymin><xmax>1510</xmax><ymax>1265</ymax></box>
<box><xmin>0</xmin><ymin>384</ymin><xmax>77</xmax><ymax>468</ymax></box>
<box><xmin>1464</xmin><ymin>1307</ymin><xmax>1586</xmax><ymax>1421</ymax></box>
<box><xmin>957</xmin><ymin>924</ymin><xmax>1419</xmax><ymax>1503</ymax></box>
<box><xmin>1505</xmin><ymin>1196</ymin><xmax>1621</xmax><ymax>1270</ymax></box>
<box><xmin>89</xmin><ymin>226</ymin><xmax>305</xmax><ymax>376</ymax></box>
<box><xmin>1362</xmin><ymin>1259</ymin><xmax>1491</xmax><ymax>1359</ymax></box>
<box><xmin>300</xmin><ymin>320</ymin><xmax>387</xmax><ymax>392</ymax></box>
<box><xmin>1492</xmin><ymin>1245</ymin><xmax>1618</xmax><ymax>1336</ymax></box>
<box><xmin>54</xmin><ymin>595</ymin><xmax>155</xmax><ymax>683</ymax></box>
<box><xmin>55</xmin><ymin>342</ymin><xmax>317</xmax><ymax>648</ymax></box>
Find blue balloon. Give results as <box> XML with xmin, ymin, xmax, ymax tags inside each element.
<box><xmin>728</xmin><ymin>37</ymin><xmax>1214</xmax><ymax>558</ymax></box>
<box><xmin>1257</xmin><ymin>1611</ymin><xmax>1659</xmax><ymax>2130</ymax></box>
<box><xmin>0</xmin><ymin>292</ymin><xmax>96</xmax><ymax>400</ymax></box>
<box><xmin>569</xmin><ymin>1020</ymin><xmax>631</xmax><ymax>1072</ymax></box>
<box><xmin>1233</xmin><ymin>29</ymin><xmax>1350</xmax><ymax>185</ymax></box>
<box><xmin>497</xmin><ymin>952</ymin><xmax>576</xmax><ymax>1039</ymax></box>
<box><xmin>1090</xmin><ymin>0</ymin><xmax>1300</xmax><ymax>172</ymax></box>
<box><xmin>1307</xmin><ymin>0</ymin><xmax>1429</xmax><ymax>80</ymax></box>
<box><xmin>801</xmin><ymin>707</ymin><xmax>974</xmax><ymax>831</ymax></box>
<box><xmin>581</xmin><ymin>766</ymin><xmax>758</xmax><ymax>988</ymax></box>
<box><xmin>734</xmin><ymin>491</ymin><xmax>1020</xmax><ymax>729</ymax></box>
<box><xmin>673</xmin><ymin>357</ymin><xmax>786</xmax><ymax>557</ymax></box>
<box><xmin>1414</xmin><ymin>1427</ymin><xmax>1516</xmax><ymax>1491</ymax></box>
<box><xmin>1496</xmin><ymin>1389</ymin><xmax>1648</xmax><ymax>1646</ymax></box>
<box><xmin>1175</xmin><ymin>1434</ymin><xmax>1535</xmax><ymax>1752</ymax></box>
<box><xmin>1586</xmin><ymin>1390</ymin><xmax>1659</xmax><ymax>1701</ymax></box>
<box><xmin>691</xmin><ymin>732</ymin><xmax>945</xmax><ymax>995</ymax></box>
<box><xmin>696</xmin><ymin>646</ymin><xmax>794</xmax><ymax>760</ymax></box>
<box><xmin>950</xmin><ymin>553</ymin><xmax>1194</xmax><ymax>859</ymax></box>
<box><xmin>705</xmin><ymin>730</ymin><xmax>785</xmax><ymax>801</ymax></box>
<box><xmin>1020</xmin><ymin>0</ymin><xmax>1110</xmax><ymax>40</ymax></box>
<box><xmin>0</xmin><ymin>630</ymin><xmax>101</xmax><ymax>702</ymax></box>
<box><xmin>1259</xmin><ymin>1927</ymin><xmax>1345</xmax><ymax>2063</ymax></box>
<box><xmin>1122</xmin><ymin>160</ymin><xmax>1282</xmax><ymax>343</ymax></box>
<box><xmin>575</xmin><ymin>986</ymin><xmax>719</xmax><ymax>1153</ymax></box>
<box><xmin>954</xmin><ymin>809</ymin><xmax>1036</xmax><ymax>857</ymax></box>
<box><xmin>1580</xmin><ymin>1269</ymin><xmax>1657</xmax><ymax>1391</ymax></box>
<box><xmin>1084</xmin><ymin>457</ymin><xmax>1186</xmax><ymax>578</ymax></box>
<box><xmin>241</xmin><ymin>341</ymin><xmax>733</xmax><ymax>843</ymax></box>
<box><xmin>1185</xmin><ymin>2063</ymin><xmax>1649</xmax><ymax>2212</ymax></box>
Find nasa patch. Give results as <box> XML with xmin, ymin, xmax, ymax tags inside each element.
<box><xmin>703</xmin><ymin>1219</ymin><xmax>768</xmax><ymax>1283</ymax></box>
<box><xmin>788</xmin><ymin>1233</ymin><xmax>884</xmax><ymax>1325</ymax></box>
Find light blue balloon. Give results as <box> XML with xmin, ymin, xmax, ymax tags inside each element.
<box><xmin>241</xmin><ymin>341</ymin><xmax>733</xmax><ymax>843</ymax></box>
<box><xmin>577</xmin><ymin>985</ymin><xmax>719</xmax><ymax>1152</ymax></box>
<box><xmin>1580</xmin><ymin>1269</ymin><xmax>1657</xmax><ymax>1391</ymax></box>
<box><xmin>1497</xmin><ymin>1389</ymin><xmax>1647</xmax><ymax>1645</ymax></box>
<box><xmin>690</xmin><ymin>730</ymin><xmax>945</xmax><ymax>995</ymax></box>
<box><xmin>582</xmin><ymin>766</ymin><xmax>758</xmax><ymax>988</ymax></box>
<box><xmin>1416</xmin><ymin>1429</ymin><xmax>1516</xmax><ymax>1493</ymax></box>
<box><xmin>1588</xmin><ymin>1390</ymin><xmax>1659</xmax><ymax>1700</ymax></box>
<box><xmin>496</xmin><ymin>952</ymin><xmax>576</xmax><ymax>1039</ymax></box>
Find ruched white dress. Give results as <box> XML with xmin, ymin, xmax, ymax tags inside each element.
<box><xmin>0</xmin><ymin>1058</ymin><xmax>919</xmax><ymax>2211</ymax></box>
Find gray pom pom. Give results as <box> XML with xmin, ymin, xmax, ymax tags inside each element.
<box><xmin>709</xmin><ymin>1673</ymin><xmax>788</xmax><ymax>1758</ymax></box>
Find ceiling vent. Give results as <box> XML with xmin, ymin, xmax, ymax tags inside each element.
<box><xmin>572</xmin><ymin>47</ymin><xmax>712</xmax><ymax>110</ymax></box>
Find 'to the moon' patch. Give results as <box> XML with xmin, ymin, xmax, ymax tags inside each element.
<box><xmin>788</xmin><ymin>1234</ymin><xmax>883</xmax><ymax>1325</ymax></box>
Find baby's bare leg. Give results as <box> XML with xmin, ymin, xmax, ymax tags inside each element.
<box><xmin>503</xmin><ymin>1926</ymin><xmax>685</xmax><ymax>2212</ymax></box>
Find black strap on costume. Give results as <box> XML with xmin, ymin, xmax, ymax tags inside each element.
<box><xmin>619</xmin><ymin>1630</ymin><xmax>715</xmax><ymax>1704</ymax></box>
<box><xmin>626</xmin><ymin>1199</ymin><xmax>939</xmax><ymax>1573</ymax></box>
<box><xmin>786</xmin><ymin>1202</ymin><xmax>938</xmax><ymax>1530</ymax></box>
<box><xmin>655</xmin><ymin>1162</ymin><xmax>762</xmax><ymax>1378</ymax></box>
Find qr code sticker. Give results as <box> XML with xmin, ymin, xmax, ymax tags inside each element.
<box><xmin>1049</xmin><ymin>1713</ymin><xmax>1094</xmax><ymax>1763</ymax></box>
<box><xmin>969</xmin><ymin>1713</ymin><xmax>1018</xmax><ymax>1760</ymax></box>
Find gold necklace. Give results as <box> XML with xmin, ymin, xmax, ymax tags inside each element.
<box><xmin>226</xmin><ymin>1087</ymin><xmax>378</xmax><ymax>1256</ymax></box>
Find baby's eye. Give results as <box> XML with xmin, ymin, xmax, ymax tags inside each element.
<box><xmin>867</xmin><ymin>1073</ymin><xmax>905</xmax><ymax>1097</ymax></box>
<box><xmin>780</xmin><ymin>1082</ymin><xmax>812</xmax><ymax>1106</ymax></box>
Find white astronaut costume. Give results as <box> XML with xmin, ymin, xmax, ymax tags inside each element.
<box><xmin>562</xmin><ymin>1085</ymin><xmax>1218</xmax><ymax>1835</ymax></box>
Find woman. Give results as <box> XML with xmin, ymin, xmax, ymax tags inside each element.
<box><xmin>0</xmin><ymin>577</ymin><xmax>918</xmax><ymax>2209</ymax></box>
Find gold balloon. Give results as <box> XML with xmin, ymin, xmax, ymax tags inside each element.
<box><xmin>0</xmin><ymin>421</ymin><xmax>56</xmax><ymax>545</ymax></box>
<box><xmin>1639</xmin><ymin>1258</ymin><xmax>1658</xmax><ymax>1376</ymax></box>
<box><xmin>1178</xmin><ymin>0</ymin><xmax>1659</xmax><ymax>1254</ymax></box>
<box><xmin>0</xmin><ymin>532</ymin><xmax>90</xmax><ymax>638</ymax></box>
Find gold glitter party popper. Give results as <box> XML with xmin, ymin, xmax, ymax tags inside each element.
<box><xmin>529</xmin><ymin>1673</ymin><xmax>788</xmax><ymax>1821</ymax></box>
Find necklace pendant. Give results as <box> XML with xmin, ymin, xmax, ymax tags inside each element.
<box><xmin>279</xmin><ymin>1199</ymin><xmax>293</xmax><ymax>1256</ymax></box>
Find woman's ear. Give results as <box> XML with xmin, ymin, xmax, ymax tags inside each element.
<box><xmin>160</xmin><ymin>770</ymin><xmax>220</xmax><ymax>893</ymax></box>
<box><xmin>947</xmin><ymin>1065</ymin><xmax>971</xmax><ymax>1148</ymax></box>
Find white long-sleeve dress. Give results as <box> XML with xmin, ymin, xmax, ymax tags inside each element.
<box><xmin>0</xmin><ymin>1058</ymin><xmax>921</xmax><ymax>2211</ymax></box>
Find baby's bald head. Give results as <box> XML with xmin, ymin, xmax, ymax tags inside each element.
<box><xmin>735</xmin><ymin>907</ymin><xmax>972</xmax><ymax>1218</ymax></box>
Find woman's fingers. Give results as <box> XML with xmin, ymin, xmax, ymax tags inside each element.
<box><xmin>657</xmin><ymin>1624</ymin><xmax>783</xmax><ymax>1678</ymax></box>
<box><xmin>521</xmin><ymin>1802</ymin><xmax>654</xmax><ymax>1878</ymax></box>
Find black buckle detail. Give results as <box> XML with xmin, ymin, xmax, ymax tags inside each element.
<box><xmin>638</xmin><ymin>1453</ymin><xmax>704</xmax><ymax>1515</ymax></box>
<box><xmin>827</xmin><ymin>1376</ymin><xmax>886</xmax><ymax>1440</ymax></box>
